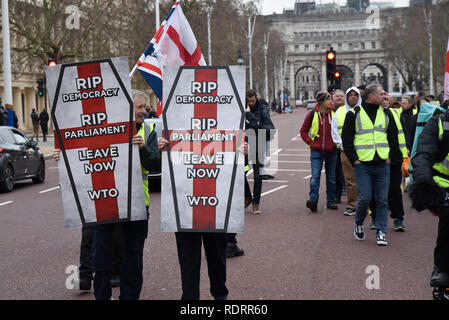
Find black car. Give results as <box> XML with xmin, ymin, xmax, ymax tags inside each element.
<box><xmin>0</xmin><ymin>126</ymin><xmax>45</xmax><ymax>192</ymax></box>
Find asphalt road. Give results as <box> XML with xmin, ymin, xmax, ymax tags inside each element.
<box><xmin>0</xmin><ymin>108</ymin><xmax>439</xmax><ymax>300</ymax></box>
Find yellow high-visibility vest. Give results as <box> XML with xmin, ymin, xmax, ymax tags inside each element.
<box><xmin>352</xmin><ymin>106</ymin><xmax>390</xmax><ymax>162</ymax></box>
<box><xmin>137</xmin><ymin>122</ymin><xmax>155</xmax><ymax>206</ymax></box>
<box><xmin>390</xmin><ymin>108</ymin><xmax>408</xmax><ymax>158</ymax></box>
<box><xmin>308</xmin><ymin>110</ymin><xmax>334</xmax><ymax>141</ymax></box>
<box><xmin>433</xmin><ymin>118</ymin><xmax>449</xmax><ymax>188</ymax></box>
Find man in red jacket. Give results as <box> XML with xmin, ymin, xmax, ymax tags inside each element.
<box><xmin>300</xmin><ymin>91</ymin><xmax>338</xmax><ymax>212</ymax></box>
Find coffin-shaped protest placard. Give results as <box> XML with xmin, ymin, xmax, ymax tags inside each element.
<box><xmin>46</xmin><ymin>57</ymin><xmax>146</xmax><ymax>228</ymax></box>
<box><xmin>161</xmin><ymin>66</ymin><xmax>246</xmax><ymax>233</ymax></box>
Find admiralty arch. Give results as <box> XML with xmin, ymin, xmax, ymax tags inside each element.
<box><xmin>264</xmin><ymin>4</ymin><xmax>409</xmax><ymax>102</ymax></box>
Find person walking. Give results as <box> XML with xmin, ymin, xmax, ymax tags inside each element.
<box><xmin>31</xmin><ymin>109</ymin><xmax>40</xmax><ymax>141</ymax></box>
<box><xmin>245</xmin><ymin>89</ymin><xmax>274</xmax><ymax>215</ymax></box>
<box><xmin>331</xmin><ymin>87</ymin><xmax>362</xmax><ymax>216</ymax></box>
<box><xmin>39</xmin><ymin>109</ymin><xmax>49</xmax><ymax>142</ymax></box>
<box><xmin>332</xmin><ymin>89</ymin><xmax>347</xmax><ymax>204</ymax></box>
<box><xmin>300</xmin><ymin>91</ymin><xmax>338</xmax><ymax>212</ymax></box>
<box><xmin>342</xmin><ymin>84</ymin><xmax>399</xmax><ymax>246</ymax></box>
<box><xmin>409</xmin><ymin>109</ymin><xmax>449</xmax><ymax>289</ymax></box>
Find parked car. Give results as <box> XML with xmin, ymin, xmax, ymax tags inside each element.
<box><xmin>305</xmin><ymin>100</ymin><xmax>317</xmax><ymax>110</ymax></box>
<box><xmin>0</xmin><ymin>126</ymin><xmax>45</xmax><ymax>192</ymax></box>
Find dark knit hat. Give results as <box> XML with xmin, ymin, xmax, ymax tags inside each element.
<box><xmin>316</xmin><ymin>91</ymin><xmax>330</xmax><ymax>104</ymax></box>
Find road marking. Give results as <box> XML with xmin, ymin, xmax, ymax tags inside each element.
<box><xmin>48</xmin><ymin>167</ymin><xmax>58</xmax><ymax>170</ymax></box>
<box><xmin>248</xmin><ymin>179</ymin><xmax>289</xmax><ymax>183</ymax></box>
<box><xmin>272</xmin><ymin>148</ymin><xmax>282</xmax><ymax>156</ymax></box>
<box><xmin>0</xmin><ymin>201</ymin><xmax>14</xmax><ymax>206</ymax></box>
<box><xmin>261</xmin><ymin>185</ymin><xmax>288</xmax><ymax>197</ymax></box>
<box><xmin>278</xmin><ymin>154</ymin><xmax>309</xmax><ymax>157</ymax></box>
<box><xmin>265</xmin><ymin>168</ymin><xmax>311</xmax><ymax>172</ymax></box>
<box><xmin>302</xmin><ymin>170</ymin><xmax>325</xmax><ymax>180</ymax></box>
<box><xmin>246</xmin><ymin>169</ymin><xmax>253</xmax><ymax>176</ymax></box>
<box><xmin>291</xmin><ymin>136</ymin><xmax>300</xmax><ymax>141</ymax></box>
<box><xmin>39</xmin><ymin>186</ymin><xmax>61</xmax><ymax>194</ymax></box>
<box><xmin>272</xmin><ymin>160</ymin><xmax>311</xmax><ymax>164</ymax></box>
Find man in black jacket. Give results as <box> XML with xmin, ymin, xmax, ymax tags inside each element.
<box><xmin>246</xmin><ymin>89</ymin><xmax>275</xmax><ymax>214</ymax></box>
<box><xmin>342</xmin><ymin>84</ymin><xmax>399</xmax><ymax>246</ymax></box>
<box><xmin>409</xmin><ymin>110</ymin><xmax>449</xmax><ymax>287</ymax></box>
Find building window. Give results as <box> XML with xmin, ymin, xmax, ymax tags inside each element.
<box><xmin>361</xmin><ymin>42</ymin><xmax>365</xmax><ymax>50</ymax></box>
<box><xmin>305</xmin><ymin>44</ymin><xmax>309</xmax><ymax>52</ymax></box>
<box><xmin>372</xmin><ymin>41</ymin><xmax>376</xmax><ymax>49</ymax></box>
<box><xmin>295</xmin><ymin>45</ymin><xmax>299</xmax><ymax>52</ymax></box>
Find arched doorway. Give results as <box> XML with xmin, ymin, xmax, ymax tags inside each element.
<box><xmin>361</xmin><ymin>63</ymin><xmax>389</xmax><ymax>91</ymax></box>
<box><xmin>294</xmin><ymin>65</ymin><xmax>321</xmax><ymax>102</ymax></box>
<box><xmin>336</xmin><ymin>65</ymin><xmax>354</xmax><ymax>91</ymax></box>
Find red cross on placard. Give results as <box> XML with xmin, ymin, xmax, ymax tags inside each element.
<box><xmin>55</xmin><ymin>63</ymin><xmax>135</xmax><ymax>223</ymax></box>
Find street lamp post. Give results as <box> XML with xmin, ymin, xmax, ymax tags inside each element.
<box><xmin>206</xmin><ymin>0</ymin><xmax>215</xmax><ymax>66</ymax></box>
<box><xmin>2</xmin><ymin>0</ymin><xmax>13</xmax><ymax>105</ymax></box>
<box><xmin>237</xmin><ymin>49</ymin><xmax>244</xmax><ymax>66</ymax></box>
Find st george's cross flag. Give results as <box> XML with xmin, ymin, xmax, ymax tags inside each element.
<box><xmin>135</xmin><ymin>1</ymin><xmax>206</xmax><ymax>115</ymax></box>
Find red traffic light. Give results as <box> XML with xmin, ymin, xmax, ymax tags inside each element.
<box><xmin>327</xmin><ymin>52</ymin><xmax>335</xmax><ymax>60</ymax></box>
<box><xmin>48</xmin><ymin>59</ymin><xmax>57</xmax><ymax>67</ymax></box>
<box><xmin>334</xmin><ymin>72</ymin><xmax>341</xmax><ymax>78</ymax></box>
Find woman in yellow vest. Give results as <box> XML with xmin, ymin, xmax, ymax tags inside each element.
<box><xmin>341</xmin><ymin>84</ymin><xmax>399</xmax><ymax>246</ymax></box>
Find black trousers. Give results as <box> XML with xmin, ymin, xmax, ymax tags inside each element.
<box><xmin>93</xmin><ymin>220</ymin><xmax>147</xmax><ymax>300</ymax></box>
<box><xmin>435</xmin><ymin>213</ymin><xmax>449</xmax><ymax>272</ymax></box>
<box><xmin>175</xmin><ymin>232</ymin><xmax>228</xmax><ymax>300</ymax></box>
<box><xmin>335</xmin><ymin>150</ymin><xmax>345</xmax><ymax>198</ymax></box>
<box><xmin>389</xmin><ymin>163</ymin><xmax>405</xmax><ymax>220</ymax></box>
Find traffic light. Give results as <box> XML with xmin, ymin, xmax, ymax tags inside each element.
<box><xmin>48</xmin><ymin>59</ymin><xmax>57</xmax><ymax>67</ymax></box>
<box><xmin>326</xmin><ymin>47</ymin><xmax>337</xmax><ymax>81</ymax></box>
<box><xmin>37</xmin><ymin>79</ymin><xmax>44</xmax><ymax>97</ymax></box>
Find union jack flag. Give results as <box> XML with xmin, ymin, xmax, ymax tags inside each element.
<box><xmin>136</xmin><ymin>1</ymin><xmax>206</xmax><ymax>115</ymax></box>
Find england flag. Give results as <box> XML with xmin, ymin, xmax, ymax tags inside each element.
<box><xmin>135</xmin><ymin>1</ymin><xmax>206</xmax><ymax>115</ymax></box>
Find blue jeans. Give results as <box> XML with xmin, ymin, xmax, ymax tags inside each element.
<box><xmin>354</xmin><ymin>163</ymin><xmax>390</xmax><ymax>233</ymax></box>
<box><xmin>309</xmin><ymin>150</ymin><xmax>337</xmax><ymax>202</ymax></box>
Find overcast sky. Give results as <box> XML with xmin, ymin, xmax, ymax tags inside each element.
<box><xmin>259</xmin><ymin>0</ymin><xmax>410</xmax><ymax>15</ymax></box>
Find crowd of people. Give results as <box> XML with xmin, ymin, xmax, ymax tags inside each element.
<box><xmin>300</xmin><ymin>83</ymin><xmax>449</xmax><ymax>290</ymax></box>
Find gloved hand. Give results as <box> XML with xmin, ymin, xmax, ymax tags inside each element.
<box><xmin>408</xmin><ymin>178</ymin><xmax>445</xmax><ymax>213</ymax></box>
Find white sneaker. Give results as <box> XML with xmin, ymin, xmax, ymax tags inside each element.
<box><xmin>376</xmin><ymin>231</ymin><xmax>388</xmax><ymax>246</ymax></box>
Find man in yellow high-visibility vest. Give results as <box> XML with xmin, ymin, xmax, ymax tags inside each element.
<box><xmin>342</xmin><ymin>84</ymin><xmax>399</xmax><ymax>246</ymax></box>
<box><xmin>331</xmin><ymin>87</ymin><xmax>362</xmax><ymax>216</ymax></box>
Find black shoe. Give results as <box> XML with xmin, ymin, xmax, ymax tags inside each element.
<box><xmin>260</xmin><ymin>175</ymin><xmax>270</xmax><ymax>180</ymax></box>
<box><xmin>430</xmin><ymin>266</ymin><xmax>449</xmax><ymax>287</ymax></box>
<box><xmin>306</xmin><ymin>200</ymin><xmax>318</xmax><ymax>212</ymax></box>
<box><xmin>265</xmin><ymin>175</ymin><xmax>274</xmax><ymax>180</ymax></box>
<box><xmin>226</xmin><ymin>245</ymin><xmax>244</xmax><ymax>258</ymax></box>
<box><xmin>111</xmin><ymin>274</ymin><xmax>120</xmax><ymax>288</ymax></box>
<box><xmin>79</xmin><ymin>277</ymin><xmax>92</xmax><ymax>291</ymax></box>
<box><xmin>327</xmin><ymin>201</ymin><xmax>338</xmax><ymax>210</ymax></box>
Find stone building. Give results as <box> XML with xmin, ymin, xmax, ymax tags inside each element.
<box><xmin>264</xmin><ymin>0</ymin><xmax>411</xmax><ymax>103</ymax></box>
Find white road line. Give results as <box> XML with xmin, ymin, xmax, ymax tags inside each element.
<box><xmin>261</xmin><ymin>185</ymin><xmax>288</xmax><ymax>197</ymax></box>
<box><xmin>302</xmin><ymin>170</ymin><xmax>325</xmax><ymax>180</ymax></box>
<box><xmin>0</xmin><ymin>201</ymin><xmax>14</xmax><ymax>207</ymax></box>
<box><xmin>272</xmin><ymin>148</ymin><xmax>282</xmax><ymax>155</ymax></box>
<box><xmin>278</xmin><ymin>154</ymin><xmax>309</xmax><ymax>157</ymax></box>
<box><xmin>248</xmin><ymin>179</ymin><xmax>289</xmax><ymax>183</ymax></box>
<box><xmin>272</xmin><ymin>160</ymin><xmax>311</xmax><ymax>164</ymax></box>
<box><xmin>291</xmin><ymin>136</ymin><xmax>300</xmax><ymax>141</ymax></box>
<box><xmin>246</xmin><ymin>169</ymin><xmax>253</xmax><ymax>176</ymax></box>
<box><xmin>48</xmin><ymin>167</ymin><xmax>58</xmax><ymax>170</ymax></box>
<box><xmin>39</xmin><ymin>186</ymin><xmax>61</xmax><ymax>194</ymax></box>
<box><xmin>264</xmin><ymin>169</ymin><xmax>311</xmax><ymax>172</ymax></box>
